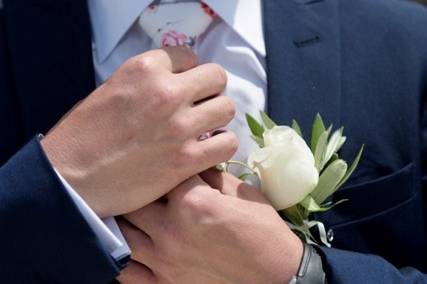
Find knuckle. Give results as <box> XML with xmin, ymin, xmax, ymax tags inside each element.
<box><xmin>154</xmin><ymin>84</ymin><xmax>180</xmax><ymax>107</ymax></box>
<box><xmin>130</xmin><ymin>55</ymin><xmax>155</xmax><ymax>74</ymax></box>
<box><xmin>103</xmin><ymin>87</ymin><xmax>133</xmax><ymax>112</ymax></box>
<box><xmin>181</xmin><ymin>188</ymin><xmax>211</xmax><ymax>214</ymax></box>
<box><xmin>174</xmin><ymin>143</ymin><xmax>196</xmax><ymax>168</ymax></box>
<box><xmin>182</xmin><ymin>190</ymin><xmax>219</xmax><ymax>226</ymax></box>
<box><xmin>168</xmin><ymin>115</ymin><xmax>190</xmax><ymax>137</ymax></box>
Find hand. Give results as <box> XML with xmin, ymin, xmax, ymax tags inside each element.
<box><xmin>118</xmin><ymin>170</ymin><xmax>303</xmax><ymax>284</ymax></box>
<box><xmin>41</xmin><ymin>46</ymin><xmax>238</xmax><ymax>217</ymax></box>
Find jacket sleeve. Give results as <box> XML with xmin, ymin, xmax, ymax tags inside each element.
<box><xmin>317</xmin><ymin>247</ymin><xmax>427</xmax><ymax>283</ymax></box>
<box><xmin>0</xmin><ymin>137</ymin><xmax>120</xmax><ymax>284</ymax></box>
<box><xmin>0</xmin><ymin>4</ymin><xmax>21</xmax><ymax>164</ymax></box>
<box><xmin>0</xmin><ymin>6</ymin><xmax>119</xmax><ymax>283</ymax></box>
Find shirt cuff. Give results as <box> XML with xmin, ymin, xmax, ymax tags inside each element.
<box><xmin>54</xmin><ymin>169</ymin><xmax>131</xmax><ymax>261</ymax></box>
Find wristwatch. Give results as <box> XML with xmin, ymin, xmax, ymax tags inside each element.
<box><xmin>289</xmin><ymin>244</ymin><xmax>326</xmax><ymax>284</ymax></box>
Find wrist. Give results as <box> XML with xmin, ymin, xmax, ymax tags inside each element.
<box><xmin>40</xmin><ymin>134</ymin><xmax>107</xmax><ymax>217</ymax></box>
<box><xmin>267</xmin><ymin>231</ymin><xmax>304</xmax><ymax>284</ymax></box>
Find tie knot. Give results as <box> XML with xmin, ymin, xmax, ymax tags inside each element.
<box><xmin>139</xmin><ymin>0</ymin><xmax>216</xmax><ymax>48</ymax></box>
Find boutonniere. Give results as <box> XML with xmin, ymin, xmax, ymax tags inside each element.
<box><xmin>219</xmin><ymin>112</ymin><xmax>364</xmax><ymax>247</ymax></box>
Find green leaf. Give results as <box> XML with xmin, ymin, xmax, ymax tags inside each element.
<box><xmin>282</xmin><ymin>205</ymin><xmax>305</xmax><ymax>227</ymax></box>
<box><xmin>324</xmin><ymin>153</ymin><xmax>339</xmax><ymax>168</ymax></box>
<box><xmin>309</xmin><ymin>199</ymin><xmax>348</xmax><ymax>213</ymax></box>
<box><xmin>311</xmin><ymin>113</ymin><xmax>326</xmax><ymax>152</ymax></box>
<box><xmin>301</xmin><ymin>197</ymin><xmax>348</xmax><ymax>213</ymax></box>
<box><xmin>245</xmin><ymin>113</ymin><xmax>265</xmax><ymax>138</ymax></box>
<box><xmin>260</xmin><ymin>111</ymin><xmax>277</xmax><ymax>130</ymax></box>
<box><xmin>250</xmin><ymin>135</ymin><xmax>265</xmax><ymax>147</ymax></box>
<box><xmin>299</xmin><ymin>195</ymin><xmax>322</xmax><ymax>212</ymax></box>
<box><xmin>314</xmin><ymin>126</ymin><xmax>332</xmax><ymax>171</ymax></box>
<box><xmin>311</xmin><ymin>159</ymin><xmax>348</xmax><ymax>204</ymax></box>
<box><xmin>291</xmin><ymin>119</ymin><xmax>303</xmax><ymax>138</ymax></box>
<box><xmin>321</xmin><ymin>127</ymin><xmax>347</xmax><ymax>170</ymax></box>
<box><xmin>336</xmin><ymin>145</ymin><xmax>364</xmax><ymax>189</ymax></box>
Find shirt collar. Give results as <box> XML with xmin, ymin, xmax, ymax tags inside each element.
<box><xmin>204</xmin><ymin>0</ymin><xmax>265</xmax><ymax>56</ymax></box>
<box><xmin>88</xmin><ymin>0</ymin><xmax>266</xmax><ymax>63</ymax></box>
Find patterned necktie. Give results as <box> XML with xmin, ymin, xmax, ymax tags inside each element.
<box><xmin>139</xmin><ymin>0</ymin><xmax>217</xmax><ymax>48</ymax></box>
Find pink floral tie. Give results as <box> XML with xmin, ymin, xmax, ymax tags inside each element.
<box><xmin>139</xmin><ymin>0</ymin><xmax>216</xmax><ymax>48</ymax></box>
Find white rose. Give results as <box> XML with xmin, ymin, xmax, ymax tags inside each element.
<box><xmin>248</xmin><ymin>126</ymin><xmax>319</xmax><ymax>210</ymax></box>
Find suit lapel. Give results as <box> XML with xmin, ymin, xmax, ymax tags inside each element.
<box><xmin>4</xmin><ymin>0</ymin><xmax>94</xmax><ymax>137</ymax></box>
<box><xmin>263</xmin><ymin>0</ymin><xmax>341</xmax><ymax>134</ymax></box>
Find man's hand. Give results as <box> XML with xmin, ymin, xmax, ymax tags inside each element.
<box><xmin>118</xmin><ymin>170</ymin><xmax>303</xmax><ymax>284</ymax></box>
<box><xmin>41</xmin><ymin>46</ymin><xmax>238</xmax><ymax>217</ymax></box>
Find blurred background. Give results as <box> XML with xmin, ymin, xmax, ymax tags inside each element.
<box><xmin>416</xmin><ymin>0</ymin><xmax>427</xmax><ymax>4</ymax></box>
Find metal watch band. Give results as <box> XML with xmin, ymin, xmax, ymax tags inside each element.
<box><xmin>289</xmin><ymin>244</ymin><xmax>326</xmax><ymax>284</ymax></box>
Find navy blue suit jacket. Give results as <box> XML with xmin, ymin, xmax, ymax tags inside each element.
<box><xmin>0</xmin><ymin>0</ymin><xmax>426</xmax><ymax>283</ymax></box>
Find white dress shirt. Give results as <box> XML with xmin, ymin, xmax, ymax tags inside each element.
<box><xmin>61</xmin><ymin>0</ymin><xmax>268</xmax><ymax>261</ymax></box>
<box><xmin>89</xmin><ymin>0</ymin><xmax>267</xmax><ymax>164</ymax></box>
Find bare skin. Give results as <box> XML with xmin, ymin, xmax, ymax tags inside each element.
<box><xmin>118</xmin><ymin>169</ymin><xmax>303</xmax><ymax>284</ymax></box>
<box><xmin>41</xmin><ymin>46</ymin><xmax>238</xmax><ymax>217</ymax></box>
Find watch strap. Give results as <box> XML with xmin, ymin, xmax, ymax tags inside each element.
<box><xmin>290</xmin><ymin>244</ymin><xmax>326</xmax><ymax>284</ymax></box>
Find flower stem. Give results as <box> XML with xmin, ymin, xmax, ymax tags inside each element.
<box><xmin>225</xmin><ymin>160</ymin><xmax>258</xmax><ymax>175</ymax></box>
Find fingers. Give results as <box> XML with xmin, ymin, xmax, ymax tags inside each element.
<box><xmin>117</xmin><ymin>261</ymin><xmax>156</xmax><ymax>284</ymax></box>
<box><xmin>179</xmin><ymin>63</ymin><xmax>228</xmax><ymax>103</ymax></box>
<box><xmin>200</xmin><ymin>169</ymin><xmax>266</xmax><ymax>202</ymax></box>
<box><xmin>142</xmin><ymin>46</ymin><xmax>198</xmax><ymax>73</ymax></box>
<box><xmin>166</xmin><ymin>175</ymin><xmax>208</xmax><ymax>202</ymax></box>
<box><xmin>199</xmin><ymin>169</ymin><xmax>229</xmax><ymax>192</ymax></box>
<box><xmin>118</xmin><ymin>218</ymin><xmax>156</xmax><ymax>266</ymax></box>
<box><xmin>192</xmin><ymin>131</ymin><xmax>239</xmax><ymax>173</ymax></box>
<box><xmin>124</xmin><ymin>202</ymin><xmax>165</xmax><ymax>238</ymax></box>
<box><xmin>166</xmin><ymin>175</ymin><xmax>224</xmax><ymax>218</ymax></box>
<box><xmin>200</xmin><ymin>169</ymin><xmax>243</xmax><ymax>196</ymax></box>
<box><xmin>190</xmin><ymin>95</ymin><xmax>236</xmax><ymax>135</ymax></box>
